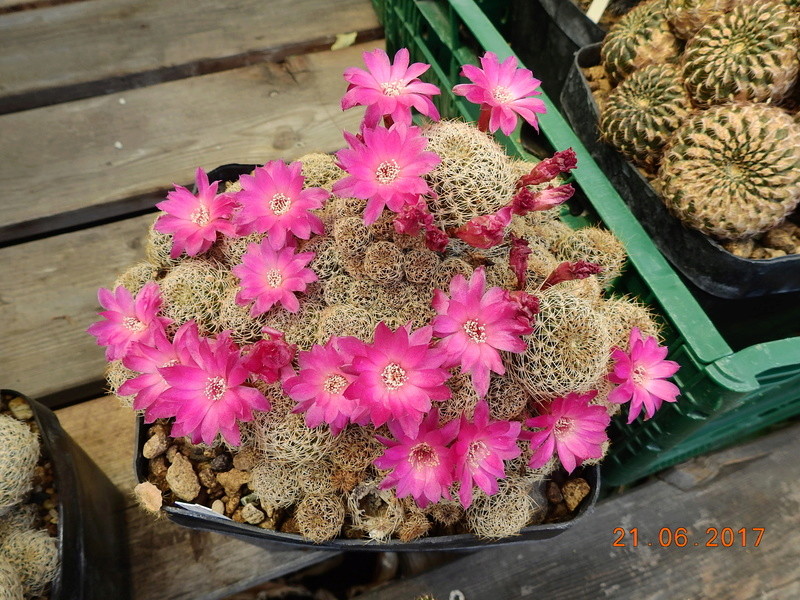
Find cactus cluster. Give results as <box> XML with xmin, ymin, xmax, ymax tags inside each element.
<box><xmin>596</xmin><ymin>0</ymin><xmax>800</xmax><ymax>247</ymax></box>
<box><xmin>0</xmin><ymin>401</ymin><xmax>59</xmax><ymax>598</ymax></box>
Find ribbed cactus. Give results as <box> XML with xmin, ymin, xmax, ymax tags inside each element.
<box><xmin>657</xmin><ymin>103</ymin><xmax>800</xmax><ymax>240</ymax></box>
<box><xmin>664</xmin><ymin>0</ymin><xmax>738</xmax><ymax>40</ymax></box>
<box><xmin>0</xmin><ymin>529</ymin><xmax>59</xmax><ymax>597</ymax></box>
<box><xmin>601</xmin><ymin>0</ymin><xmax>681</xmax><ymax>84</ymax></box>
<box><xmin>599</xmin><ymin>63</ymin><xmax>692</xmax><ymax>171</ymax></box>
<box><xmin>682</xmin><ymin>1</ymin><xmax>800</xmax><ymax>107</ymax></box>
<box><xmin>0</xmin><ymin>559</ymin><xmax>23</xmax><ymax>600</ymax></box>
<box><xmin>0</xmin><ymin>415</ymin><xmax>40</xmax><ymax>516</ymax></box>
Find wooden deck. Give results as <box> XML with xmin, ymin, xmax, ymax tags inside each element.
<box><xmin>1</xmin><ymin>1</ymin><xmax>799</xmax><ymax>598</ymax></box>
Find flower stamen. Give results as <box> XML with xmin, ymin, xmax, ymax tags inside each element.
<box><xmin>190</xmin><ymin>205</ymin><xmax>211</xmax><ymax>226</ymax></box>
<box><xmin>492</xmin><ymin>85</ymin><xmax>514</xmax><ymax>103</ymax></box>
<box><xmin>462</xmin><ymin>319</ymin><xmax>486</xmax><ymax>343</ymax></box>
<box><xmin>467</xmin><ymin>439</ymin><xmax>489</xmax><ymax>468</ymax></box>
<box><xmin>554</xmin><ymin>416</ymin><xmax>574</xmax><ymax>440</ymax></box>
<box><xmin>375</xmin><ymin>159</ymin><xmax>400</xmax><ymax>185</ymax></box>
<box><xmin>381</xmin><ymin>362</ymin><xmax>408</xmax><ymax>390</ymax></box>
<box><xmin>323</xmin><ymin>373</ymin><xmax>349</xmax><ymax>395</ymax></box>
<box><xmin>269</xmin><ymin>193</ymin><xmax>292</xmax><ymax>215</ymax></box>
<box><xmin>123</xmin><ymin>316</ymin><xmax>146</xmax><ymax>332</ymax></box>
<box><xmin>265</xmin><ymin>269</ymin><xmax>283</xmax><ymax>288</ymax></box>
<box><xmin>409</xmin><ymin>442</ymin><xmax>439</xmax><ymax>468</ymax></box>
<box><xmin>380</xmin><ymin>81</ymin><xmax>404</xmax><ymax>97</ymax></box>
<box><xmin>204</xmin><ymin>376</ymin><xmax>226</xmax><ymax>401</ymax></box>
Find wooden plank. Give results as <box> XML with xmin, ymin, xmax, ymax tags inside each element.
<box><xmin>0</xmin><ymin>0</ymin><xmax>381</xmax><ymax>112</ymax></box>
<box><xmin>356</xmin><ymin>424</ymin><xmax>800</xmax><ymax>600</ymax></box>
<box><xmin>0</xmin><ymin>215</ymin><xmax>153</xmax><ymax>402</ymax></box>
<box><xmin>55</xmin><ymin>397</ymin><xmax>338</xmax><ymax>600</ymax></box>
<box><xmin>0</xmin><ymin>43</ymin><xmax>381</xmax><ymax>245</ymax></box>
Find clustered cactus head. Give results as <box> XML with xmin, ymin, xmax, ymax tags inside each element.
<box><xmin>681</xmin><ymin>1</ymin><xmax>799</xmax><ymax>107</ymax></box>
<box><xmin>599</xmin><ymin>63</ymin><xmax>692</xmax><ymax>171</ymax></box>
<box><xmin>0</xmin><ymin>415</ymin><xmax>40</xmax><ymax>516</ymax></box>
<box><xmin>657</xmin><ymin>103</ymin><xmax>800</xmax><ymax>240</ymax></box>
<box><xmin>90</xmin><ymin>48</ymin><xmax>681</xmax><ymax>541</ymax></box>
<box><xmin>600</xmin><ymin>0</ymin><xmax>681</xmax><ymax>85</ymax></box>
<box><xmin>664</xmin><ymin>0</ymin><xmax>739</xmax><ymax>40</ymax></box>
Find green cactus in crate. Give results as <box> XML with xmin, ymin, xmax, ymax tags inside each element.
<box><xmin>601</xmin><ymin>0</ymin><xmax>682</xmax><ymax>84</ymax></box>
<box><xmin>681</xmin><ymin>1</ymin><xmax>800</xmax><ymax>107</ymax></box>
<box><xmin>664</xmin><ymin>0</ymin><xmax>739</xmax><ymax>40</ymax></box>
<box><xmin>0</xmin><ymin>415</ymin><xmax>40</xmax><ymax>516</ymax></box>
<box><xmin>599</xmin><ymin>63</ymin><xmax>692</xmax><ymax>172</ymax></box>
<box><xmin>657</xmin><ymin>103</ymin><xmax>800</xmax><ymax>240</ymax></box>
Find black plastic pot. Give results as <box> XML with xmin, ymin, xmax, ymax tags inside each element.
<box><xmin>134</xmin><ymin>416</ymin><xmax>599</xmax><ymax>551</ymax></box>
<box><xmin>560</xmin><ymin>44</ymin><xmax>800</xmax><ymax>299</ymax></box>
<box><xmin>505</xmin><ymin>0</ymin><xmax>605</xmax><ymax>108</ymax></box>
<box><xmin>2</xmin><ymin>390</ymin><xmax>130</xmax><ymax>600</ymax></box>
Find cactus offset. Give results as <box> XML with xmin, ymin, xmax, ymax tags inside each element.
<box><xmin>657</xmin><ymin>103</ymin><xmax>800</xmax><ymax>240</ymax></box>
<box><xmin>664</xmin><ymin>0</ymin><xmax>739</xmax><ymax>40</ymax></box>
<box><xmin>601</xmin><ymin>0</ymin><xmax>681</xmax><ymax>84</ymax></box>
<box><xmin>0</xmin><ymin>415</ymin><xmax>40</xmax><ymax>516</ymax></box>
<box><xmin>600</xmin><ymin>63</ymin><xmax>692</xmax><ymax>172</ymax></box>
<box><xmin>682</xmin><ymin>1</ymin><xmax>800</xmax><ymax>107</ymax></box>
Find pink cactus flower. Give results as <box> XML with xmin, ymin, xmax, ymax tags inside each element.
<box><xmin>235</xmin><ymin>160</ymin><xmax>327</xmax><ymax>246</ymax></box>
<box><xmin>87</xmin><ymin>281</ymin><xmax>172</xmax><ymax>361</ymax></box>
<box><xmin>119</xmin><ymin>327</ymin><xmax>189</xmax><ymax>422</ymax></box>
<box><xmin>160</xmin><ymin>328</ymin><xmax>270</xmax><ymax>446</ymax></box>
<box><xmin>516</xmin><ymin>148</ymin><xmax>578</xmax><ymax>189</ymax></box>
<box><xmin>232</xmin><ymin>240</ymin><xmax>317</xmax><ymax>316</ymax></box>
<box><xmin>608</xmin><ymin>327</ymin><xmax>680</xmax><ymax>423</ymax></box>
<box><xmin>509</xmin><ymin>235</ymin><xmax>532</xmax><ymax>289</ymax></box>
<box><xmin>332</xmin><ymin>124</ymin><xmax>440</xmax><ymax>225</ymax></box>
<box><xmin>505</xmin><ymin>290</ymin><xmax>540</xmax><ymax>329</ymax></box>
<box><xmin>155</xmin><ymin>168</ymin><xmax>238</xmax><ymax>258</ymax></box>
<box><xmin>453</xmin><ymin>205</ymin><xmax>513</xmax><ymax>249</ymax></box>
<box><xmin>393</xmin><ymin>196</ymin><xmax>434</xmax><ymax>236</ymax></box>
<box><xmin>374</xmin><ymin>409</ymin><xmax>459</xmax><ymax>508</ymax></box>
<box><xmin>452</xmin><ymin>400</ymin><xmax>521</xmax><ymax>508</ymax></box>
<box><xmin>243</xmin><ymin>327</ymin><xmax>296</xmax><ymax>384</ymax></box>
<box><xmin>340</xmin><ymin>323</ymin><xmax>451</xmax><ymax>437</ymax></box>
<box><xmin>453</xmin><ymin>52</ymin><xmax>546</xmax><ymax>135</ymax></box>
<box><xmin>431</xmin><ymin>267</ymin><xmax>531</xmax><ymax>398</ymax></box>
<box><xmin>511</xmin><ymin>184</ymin><xmax>574</xmax><ymax>216</ymax></box>
<box><xmin>284</xmin><ymin>337</ymin><xmax>359</xmax><ymax>435</ymax></box>
<box><xmin>341</xmin><ymin>47</ymin><xmax>441</xmax><ymax>128</ymax></box>
<box><xmin>525</xmin><ymin>391</ymin><xmax>610</xmax><ymax>473</ymax></box>
<box><xmin>424</xmin><ymin>226</ymin><xmax>450</xmax><ymax>252</ymax></box>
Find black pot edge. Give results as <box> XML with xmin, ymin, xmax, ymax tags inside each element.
<box><xmin>134</xmin><ymin>414</ymin><xmax>599</xmax><ymax>551</ymax></box>
<box><xmin>2</xmin><ymin>390</ymin><xmax>130</xmax><ymax>600</ymax></box>
<box><xmin>560</xmin><ymin>43</ymin><xmax>800</xmax><ymax>299</ymax></box>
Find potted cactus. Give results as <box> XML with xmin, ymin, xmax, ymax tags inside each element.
<box><xmin>90</xmin><ymin>48</ymin><xmax>681</xmax><ymax>547</ymax></box>
<box><xmin>560</xmin><ymin>0</ymin><xmax>800</xmax><ymax>298</ymax></box>
<box><xmin>0</xmin><ymin>391</ymin><xmax>128</xmax><ymax>599</ymax></box>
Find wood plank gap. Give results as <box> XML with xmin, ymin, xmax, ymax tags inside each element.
<box><xmin>0</xmin><ymin>0</ymin><xmax>88</xmax><ymax>16</ymax></box>
<box><xmin>0</xmin><ymin>190</ymin><xmax>163</xmax><ymax>248</ymax></box>
<box><xmin>0</xmin><ymin>27</ymin><xmax>383</xmax><ymax>115</ymax></box>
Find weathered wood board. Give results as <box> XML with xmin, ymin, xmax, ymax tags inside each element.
<box><xmin>356</xmin><ymin>424</ymin><xmax>800</xmax><ymax>600</ymax></box>
<box><xmin>0</xmin><ymin>43</ymin><xmax>379</xmax><ymax>244</ymax></box>
<box><xmin>55</xmin><ymin>397</ymin><xmax>338</xmax><ymax>600</ymax></box>
<box><xmin>0</xmin><ymin>0</ymin><xmax>380</xmax><ymax>112</ymax></box>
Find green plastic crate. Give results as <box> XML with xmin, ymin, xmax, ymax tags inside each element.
<box><xmin>378</xmin><ymin>0</ymin><xmax>800</xmax><ymax>486</ymax></box>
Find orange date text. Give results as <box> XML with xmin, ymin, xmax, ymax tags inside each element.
<box><xmin>612</xmin><ymin>527</ymin><xmax>764</xmax><ymax>548</ymax></box>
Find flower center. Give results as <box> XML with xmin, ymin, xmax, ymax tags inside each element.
<box><xmin>467</xmin><ymin>439</ymin><xmax>490</xmax><ymax>468</ymax></box>
<box><xmin>375</xmin><ymin>160</ymin><xmax>400</xmax><ymax>185</ymax></box>
<box><xmin>380</xmin><ymin>80</ymin><xmax>404</xmax><ymax>96</ymax></box>
<box><xmin>462</xmin><ymin>319</ymin><xmax>486</xmax><ymax>343</ymax></box>
<box><xmin>381</xmin><ymin>362</ymin><xmax>408</xmax><ymax>390</ymax></box>
<box><xmin>265</xmin><ymin>269</ymin><xmax>283</xmax><ymax>288</ymax></box>
<box><xmin>632</xmin><ymin>365</ymin><xmax>647</xmax><ymax>386</ymax></box>
<box><xmin>323</xmin><ymin>373</ymin><xmax>348</xmax><ymax>395</ymax></box>
<box><xmin>190</xmin><ymin>205</ymin><xmax>210</xmax><ymax>226</ymax></box>
<box><xmin>409</xmin><ymin>442</ymin><xmax>439</xmax><ymax>468</ymax></box>
<box><xmin>492</xmin><ymin>85</ymin><xmax>514</xmax><ymax>103</ymax></box>
<box><xmin>269</xmin><ymin>193</ymin><xmax>292</xmax><ymax>215</ymax></box>
<box><xmin>123</xmin><ymin>316</ymin><xmax>146</xmax><ymax>332</ymax></box>
<box><xmin>554</xmin><ymin>416</ymin><xmax>574</xmax><ymax>440</ymax></box>
<box><xmin>204</xmin><ymin>376</ymin><xmax>226</xmax><ymax>401</ymax></box>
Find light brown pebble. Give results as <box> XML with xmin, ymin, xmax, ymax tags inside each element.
<box><xmin>196</xmin><ymin>465</ymin><xmax>217</xmax><ymax>490</ymax></box>
<box><xmin>149</xmin><ymin>456</ymin><xmax>168</xmax><ymax>480</ymax></box>
<box><xmin>225</xmin><ymin>493</ymin><xmax>241</xmax><ymax>515</ymax></box>
<box><xmin>232</xmin><ymin>446</ymin><xmax>259</xmax><ymax>471</ymax></box>
<box><xmin>143</xmin><ymin>430</ymin><xmax>170</xmax><ymax>459</ymax></box>
<box><xmin>165</xmin><ymin>454</ymin><xmax>201</xmax><ymax>502</ymax></box>
<box><xmin>242</xmin><ymin>503</ymin><xmax>266</xmax><ymax>525</ymax></box>
<box><xmin>8</xmin><ymin>396</ymin><xmax>33</xmax><ymax>420</ymax></box>
<box><xmin>232</xmin><ymin>508</ymin><xmax>245</xmax><ymax>523</ymax></box>
<box><xmin>561</xmin><ymin>478</ymin><xmax>591</xmax><ymax>512</ymax></box>
<box><xmin>217</xmin><ymin>468</ymin><xmax>250</xmax><ymax>497</ymax></box>
<box><xmin>211</xmin><ymin>500</ymin><xmax>225</xmax><ymax>515</ymax></box>
<box><xmin>165</xmin><ymin>445</ymin><xmax>179</xmax><ymax>463</ymax></box>
<box><xmin>134</xmin><ymin>481</ymin><xmax>164</xmax><ymax>514</ymax></box>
